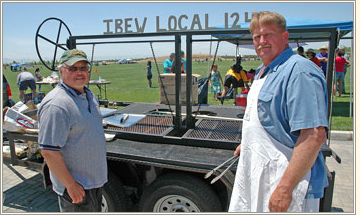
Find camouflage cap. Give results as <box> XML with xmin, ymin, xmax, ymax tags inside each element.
<box><xmin>59</xmin><ymin>49</ymin><xmax>90</xmax><ymax>66</ymax></box>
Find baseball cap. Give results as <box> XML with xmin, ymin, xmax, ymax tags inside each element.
<box><xmin>59</xmin><ymin>49</ymin><xmax>90</xmax><ymax>66</ymax></box>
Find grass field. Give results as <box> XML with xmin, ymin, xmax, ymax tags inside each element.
<box><xmin>3</xmin><ymin>59</ymin><xmax>353</xmax><ymax>131</ymax></box>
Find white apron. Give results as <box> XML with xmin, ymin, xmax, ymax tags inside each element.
<box><xmin>228</xmin><ymin>75</ymin><xmax>312</xmax><ymax>212</ymax></box>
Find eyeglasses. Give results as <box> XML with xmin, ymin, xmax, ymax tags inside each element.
<box><xmin>63</xmin><ymin>65</ymin><xmax>89</xmax><ymax>73</ymax></box>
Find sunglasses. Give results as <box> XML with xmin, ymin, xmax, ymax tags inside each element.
<box><xmin>63</xmin><ymin>65</ymin><xmax>89</xmax><ymax>73</ymax></box>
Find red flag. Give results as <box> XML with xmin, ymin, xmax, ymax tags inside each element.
<box><xmin>94</xmin><ymin>68</ymin><xmax>98</xmax><ymax>73</ymax></box>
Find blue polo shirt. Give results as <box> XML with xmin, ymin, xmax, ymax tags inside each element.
<box><xmin>163</xmin><ymin>58</ymin><xmax>173</xmax><ymax>73</ymax></box>
<box><xmin>256</xmin><ymin>47</ymin><xmax>329</xmax><ymax>199</ymax></box>
<box><xmin>38</xmin><ymin>81</ymin><xmax>108</xmax><ymax>195</ymax></box>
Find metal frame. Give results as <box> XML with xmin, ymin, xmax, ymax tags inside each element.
<box><xmin>66</xmin><ymin>27</ymin><xmax>339</xmax><ymax>131</ymax></box>
<box><xmin>3</xmin><ymin>132</ymin><xmax>43</xmax><ymax>171</ymax></box>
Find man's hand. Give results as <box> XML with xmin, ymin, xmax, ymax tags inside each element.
<box><xmin>268</xmin><ymin>185</ymin><xmax>292</xmax><ymax>212</ymax></box>
<box><xmin>67</xmin><ymin>182</ymin><xmax>85</xmax><ymax>204</ymax></box>
<box><xmin>41</xmin><ymin>150</ymin><xmax>85</xmax><ymax>204</ymax></box>
<box><xmin>234</xmin><ymin>144</ymin><xmax>241</xmax><ymax>156</ymax></box>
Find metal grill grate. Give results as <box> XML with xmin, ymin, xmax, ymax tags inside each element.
<box><xmin>106</xmin><ymin>115</ymin><xmax>173</xmax><ymax>135</ymax></box>
<box><xmin>185</xmin><ymin>119</ymin><xmax>242</xmax><ymax>142</ymax></box>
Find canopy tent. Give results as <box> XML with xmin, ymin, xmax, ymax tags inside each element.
<box><xmin>213</xmin><ymin>17</ymin><xmax>353</xmax><ymax>44</ymax></box>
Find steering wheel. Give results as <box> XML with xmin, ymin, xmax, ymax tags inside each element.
<box><xmin>35</xmin><ymin>17</ymin><xmax>72</xmax><ymax>71</ymax></box>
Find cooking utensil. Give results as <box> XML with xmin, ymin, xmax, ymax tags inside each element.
<box><xmin>210</xmin><ymin>156</ymin><xmax>239</xmax><ymax>184</ymax></box>
<box><xmin>103</xmin><ymin>113</ymin><xmax>146</xmax><ymax>128</ymax></box>
<box><xmin>120</xmin><ymin>114</ymin><xmax>129</xmax><ymax>123</ymax></box>
<box><xmin>204</xmin><ymin>154</ymin><xmax>238</xmax><ymax>179</ymax></box>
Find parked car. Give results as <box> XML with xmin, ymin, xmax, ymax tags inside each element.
<box><xmin>117</xmin><ymin>59</ymin><xmax>128</xmax><ymax>64</ymax></box>
<box><xmin>117</xmin><ymin>59</ymin><xmax>138</xmax><ymax>64</ymax></box>
<box><xmin>3</xmin><ymin>75</ymin><xmax>14</xmax><ymax>107</ymax></box>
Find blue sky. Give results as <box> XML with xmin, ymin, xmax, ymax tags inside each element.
<box><xmin>2</xmin><ymin>1</ymin><xmax>354</xmax><ymax>63</ymax></box>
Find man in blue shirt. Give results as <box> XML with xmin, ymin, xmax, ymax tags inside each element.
<box><xmin>229</xmin><ymin>11</ymin><xmax>328</xmax><ymax>212</ymax></box>
<box><xmin>316</xmin><ymin>45</ymin><xmax>328</xmax><ymax>77</ymax></box>
<box><xmin>163</xmin><ymin>53</ymin><xmax>175</xmax><ymax>73</ymax></box>
<box><xmin>38</xmin><ymin>49</ymin><xmax>107</xmax><ymax>212</ymax></box>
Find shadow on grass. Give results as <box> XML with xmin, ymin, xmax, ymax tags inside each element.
<box><xmin>332</xmin><ymin>101</ymin><xmax>353</xmax><ymax>117</ymax></box>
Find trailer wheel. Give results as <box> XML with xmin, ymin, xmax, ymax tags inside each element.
<box><xmin>102</xmin><ymin>172</ymin><xmax>127</xmax><ymax>212</ymax></box>
<box><xmin>139</xmin><ymin>173</ymin><xmax>222</xmax><ymax>212</ymax></box>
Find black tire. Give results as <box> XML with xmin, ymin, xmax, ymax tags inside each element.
<box><xmin>139</xmin><ymin>173</ymin><xmax>222</xmax><ymax>212</ymax></box>
<box><xmin>102</xmin><ymin>172</ymin><xmax>127</xmax><ymax>212</ymax></box>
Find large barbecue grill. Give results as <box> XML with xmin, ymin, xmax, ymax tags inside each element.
<box><xmin>46</xmin><ymin>25</ymin><xmax>338</xmax><ymax>152</ymax></box>
<box><xmin>102</xmin><ymin>103</ymin><xmax>243</xmax><ymax>150</ymax></box>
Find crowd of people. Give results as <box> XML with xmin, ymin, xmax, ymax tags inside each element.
<box><xmin>156</xmin><ymin>40</ymin><xmax>349</xmax><ymax>105</ymax></box>
<box><xmin>297</xmin><ymin>45</ymin><xmax>350</xmax><ymax>97</ymax></box>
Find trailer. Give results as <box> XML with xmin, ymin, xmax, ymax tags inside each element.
<box><xmin>3</xmin><ymin>17</ymin><xmax>344</xmax><ymax>212</ymax></box>
<box><xmin>2</xmin><ymin>103</ymin><xmax>341</xmax><ymax>212</ymax></box>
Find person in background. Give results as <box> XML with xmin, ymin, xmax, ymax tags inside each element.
<box><xmin>146</xmin><ymin>61</ymin><xmax>152</xmax><ymax>88</ymax></box>
<box><xmin>219</xmin><ymin>64</ymin><xmax>249</xmax><ymax>105</ymax></box>
<box><xmin>16</xmin><ymin>67</ymin><xmax>37</xmax><ymax>103</ymax></box>
<box><xmin>339</xmin><ymin>45</ymin><xmax>349</xmax><ymax>94</ymax></box>
<box><xmin>163</xmin><ymin>53</ymin><xmax>175</xmax><ymax>73</ymax></box>
<box><xmin>38</xmin><ymin>49</ymin><xmax>107</xmax><ymax>212</ymax></box>
<box><xmin>297</xmin><ymin>46</ymin><xmax>306</xmax><ymax>57</ymax></box>
<box><xmin>246</xmin><ymin>68</ymin><xmax>256</xmax><ymax>85</ymax></box>
<box><xmin>3</xmin><ymin>75</ymin><xmax>15</xmax><ymax>107</ymax></box>
<box><xmin>35</xmin><ymin>68</ymin><xmax>43</xmax><ymax>91</ymax></box>
<box><xmin>209</xmin><ymin>64</ymin><xmax>223</xmax><ymax>101</ymax></box>
<box><xmin>306</xmin><ymin>49</ymin><xmax>322</xmax><ymax>68</ymax></box>
<box><xmin>228</xmin><ymin>11</ymin><xmax>328</xmax><ymax>212</ymax></box>
<box><xmin>316</xmin><ymin>45</ymin><xmax>328</xmax><ymax>77</ymax></box>
<box><xmin>181</xmin><ymin>50</ymin><xmax>187</xmax><ymax>73</ymax></box>
<box><xmin>334</xmin><ymin>48</ymin><xmax>350</xmax><ymax>97</ymax></box>
<box><xmin>170</xmin><ymin>59</ymin><xmax>185</xmax><ymax>74</ymax></box>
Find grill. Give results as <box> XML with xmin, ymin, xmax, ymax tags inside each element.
<box><xmin>105</xmin><ymin>114</ymin><xmax>241</xmax><ymax>149</ymax></box>
<box><xmin>106</xmin><ymin>115</ymin><xmax>173</xmax><ymax>135</ymax></box>
<box><xmin>184</xmin><ymin>119</ymin><xmax>242</xmax><ymax>142</ymax></box>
